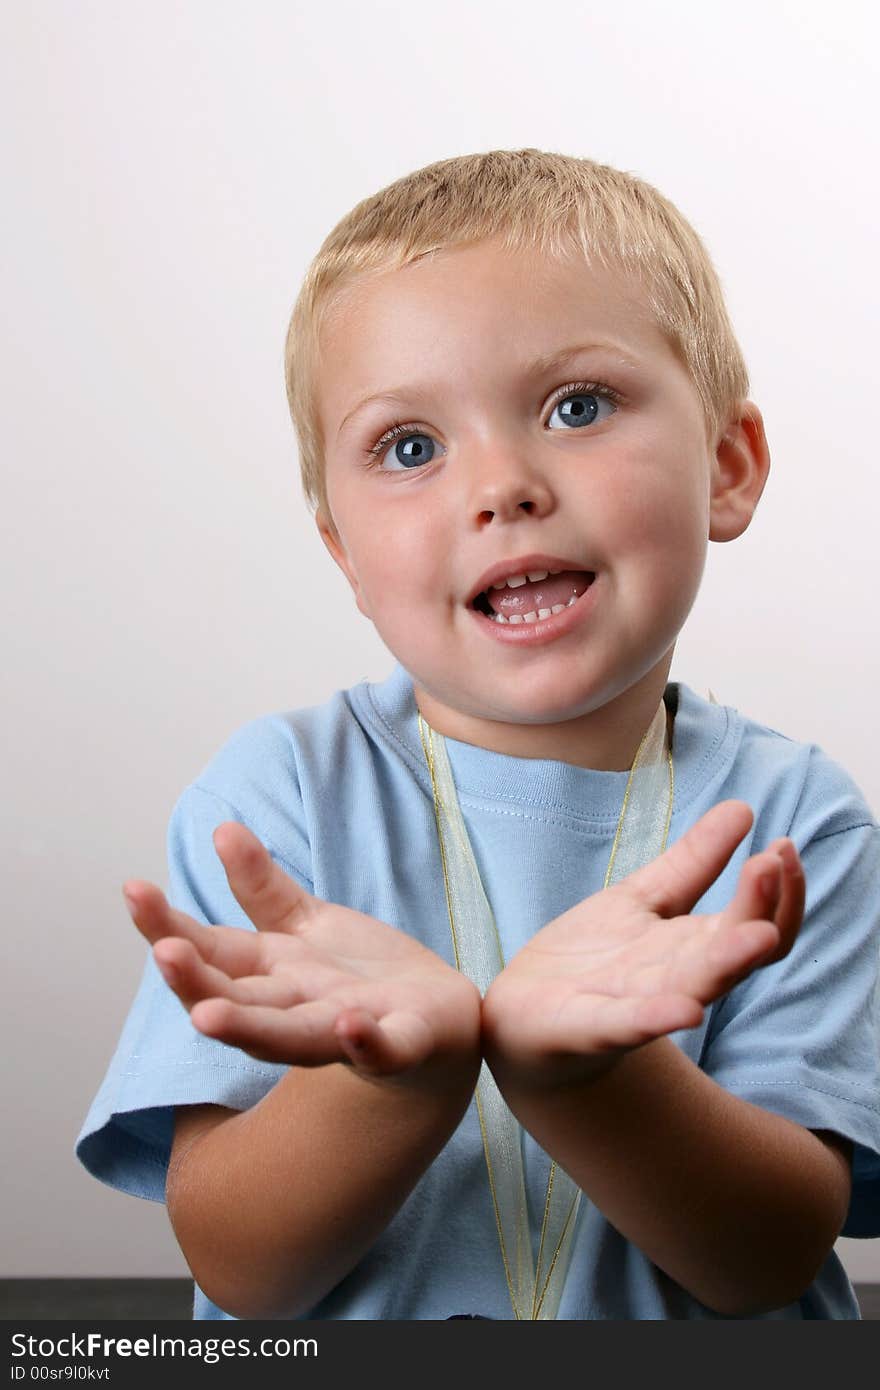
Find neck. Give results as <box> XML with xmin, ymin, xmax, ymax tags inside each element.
<box><xmin>413</xmin><ymin>656</ymin><xmax>675</xmax><ymax>773</ymax></box>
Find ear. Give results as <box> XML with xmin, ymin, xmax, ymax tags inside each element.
<box><xmin>315</xmin><ymin>508</ymin><xmax>373</xmax><ymax>620</ymax></box>
<box><xmin>708</xmin><ymin>401</ymin><xmax>771</xmax><ymax>542</ymax></box>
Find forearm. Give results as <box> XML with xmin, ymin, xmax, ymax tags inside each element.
<box><xmin>487</xmin><ymin>1037</ymin><xmax>848</xmax><ymax>1316</ymax></box>
<box><xmin>167</xmin><ymin>1055</ymin><xmax>480</xmax><ymax>1319</ymax></box>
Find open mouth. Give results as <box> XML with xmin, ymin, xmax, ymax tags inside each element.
<box><xmin>471</xmin><ymin>569</ymin><xmax>595</xmax><ymax>624</ymax></box>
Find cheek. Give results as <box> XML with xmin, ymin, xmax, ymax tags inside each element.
<box><xmin>618</xmin><ymin>453</ymin><xmax>708</xmax><ymax>554</ymax></box>
<box><xmin>327</xmin><ymin>476</ymin><xmax>407</xmax><ymax>592</ymax></box>
<box><xmin>608</xmin><ymin>462</ymin><xmax>709</xmax><ymax>616</ymax></box>
<box><xmin>347</xmin><ymin>507</ymin><xmax>446</xmax><ymax>611</ymax></box>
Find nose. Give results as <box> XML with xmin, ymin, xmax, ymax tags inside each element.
<box><xmin>465</xmin><ymin>439</ymin><xmax>556</xmax><ymax>527</ymax></box>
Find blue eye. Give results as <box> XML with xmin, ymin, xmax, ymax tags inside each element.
<box><xmin>363</xmin><ymin>380</ymin><xmax>622</xmax><ymax>473</ymax></box>
<box><xmin>369</xmin><ymin>427</ymin><xmax>439</xmax><ymax>473</ymax></box>
<box><xmin>548</xmin><ymin>387</ymin><xmax>618</xmax><ymax>431</ymax></box>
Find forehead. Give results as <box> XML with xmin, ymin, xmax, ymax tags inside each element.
<box><xmin>316</xmin><ymin>241</ymin><xmax>676</xmax><ymax>438</ymax></box>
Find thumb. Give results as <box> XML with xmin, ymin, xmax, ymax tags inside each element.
<box><xmin>212</xmin><ymin>821</ymin><xmax>318</xmax><ymax>933</ymax></box>
<box><xmin>623</xmin><ymin>800</ymin><xmax>754</xmax><ymax>918</ymax></box>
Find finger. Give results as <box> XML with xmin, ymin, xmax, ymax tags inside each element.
<box><xmin>650</xmin><ymin>901</ymin><xmax>782</xmax><ymax>1005</ymax></box>
<box><xmin>700</xmin><ymin>915</ymin><xmax>783</xmax><ymax>997</ymax></box>
<box><xmin>123</xmin><ymin>881</ymin><xmax>272</xmax><ymax>977</ymax></box>
<box><xmin>153</xmin><ymin>938</ymin><xmax>306</xmax><ymax>1011</ymax></box>
<box><xmin>546</xmin><ymin>991</ymin><xmax>705</xmax><ymax>1055</ymax></box>
<box><xmin>334</xmin><ymin>1008</ymin><xmax>434</xmax><ymax>1077</ymax></box>
<box><xmin>212</xmin><ymin>822</ymin><xmax>320</xmax><ymax>935</ymax></box>
<box><xmin>625</xmin><ymin>800</ymin><xmax>754</xmax><ymax>919</ymax></box>
<box><xmin>717</xmin><ymin>849</ymin><xmax>784</xmax><ymax>933</ymax></box>
<box><xmin>713</xmin><ymin>839</ymin><xmax>804</xmax><ymax>967</ymax></box>
<box><xmin>189</xmin><ymin>997</ymin><xmax>354</xmax><ymax>1066</ymax></box>
<box><xmin>755</xmin><ymin>838</ymin><xmax>805</xmax><ymax>964</ymax></box>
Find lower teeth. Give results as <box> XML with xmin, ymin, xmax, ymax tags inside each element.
<box><xmin>491</xmin><ymin>595</ymin><xmax>579</xmax><ymax>625</ymax></box>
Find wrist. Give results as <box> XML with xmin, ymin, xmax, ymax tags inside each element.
<box><xmin>481</xmin><ymin>977</ymin><xmax>624</xmax><ymax>1092</ymax></box>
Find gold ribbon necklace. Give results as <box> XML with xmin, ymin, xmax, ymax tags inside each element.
<box><xmin>418</xmin><ymin>696</ymin><xmax>675</xmax><ymax>1319</ymax></box>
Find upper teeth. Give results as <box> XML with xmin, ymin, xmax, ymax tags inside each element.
<box><xmin>490</xmin><ymin>568</ymin><xmax>560</xmax><ymax>591</ymax></box>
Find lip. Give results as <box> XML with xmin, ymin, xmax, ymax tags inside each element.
<box><xmin>468</xmin><ymin>572</ymin><xmax>599</xmax><ymax>646</ymax></box>
<box><xmin>465</xmin><ymin>553</ymin><xmax>594</xmax><ymax>607</ymax></box>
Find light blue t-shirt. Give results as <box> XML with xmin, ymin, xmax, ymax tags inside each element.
<box><xmin>75</xmin><ymin>666</ymin><xmax>880</xmax><ymax>1319</ymax></box>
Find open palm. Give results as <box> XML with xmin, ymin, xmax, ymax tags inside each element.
<box><xmin>482</xmin><ymin>800</ymin><xmax>805</xmax><ymax>1085</ymax></box>
<box><xmin>122</xmin><ymin>822</ymin><xmax>480</xmax><ymax>1080</ymax></box>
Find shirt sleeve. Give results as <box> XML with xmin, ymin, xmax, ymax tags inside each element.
<box><xmin>700</xmin><ymin>751</ymin><xmax>880</xmax><ymax>1237</ymax></box>
<box><xmin>74</xmin><ymin>756</ymin><xmax>314</xmax><ymax>1203</ymax></box>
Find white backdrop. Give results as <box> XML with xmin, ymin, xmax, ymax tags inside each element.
<box><xmin>3</xmin><ymin>0</ymin><xmax>878</xmax><ymax>1283</ymax></box>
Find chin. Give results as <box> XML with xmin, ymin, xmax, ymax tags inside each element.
<box><xmin>482</xmin><ymin>673</ymin><xmax>609</xmax><ymax>726</ymax></box>
<box><xmin>461</xmin><ymin>684</ymin><xmax>608</xmax><ymax>729</ymax></box>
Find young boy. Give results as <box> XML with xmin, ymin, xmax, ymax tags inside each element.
<box><xmin>76</xmin><ymin>149</ymin><xmax>880</xmax><ymax>1320</ymax></box>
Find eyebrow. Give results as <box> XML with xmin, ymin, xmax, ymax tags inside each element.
<box><xmin>335</xmin><ymin>341</ymin><xmax>641</xmax><ymax>440</ymax></box>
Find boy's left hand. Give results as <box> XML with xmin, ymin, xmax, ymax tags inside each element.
<box><xmin>481</xmin><ymin>800</ymin><xmax>804</xmax><ymax>1089</ymax></box>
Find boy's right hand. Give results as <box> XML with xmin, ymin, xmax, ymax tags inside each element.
<box><xmin>122</xmin><ymin>823</ymin><xmax>481</xmax><ymax>1090</ymax></box>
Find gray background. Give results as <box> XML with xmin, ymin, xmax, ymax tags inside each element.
<box><xmin>3</xmin><ymin>0</ymin><xmax>878</xmax><ymax>1282</ymax></box>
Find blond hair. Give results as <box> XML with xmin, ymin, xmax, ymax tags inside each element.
<box><xmin>284</xmin><ymin>148</ymin><xmax>749</xmax><ymax>533</ymax></box>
